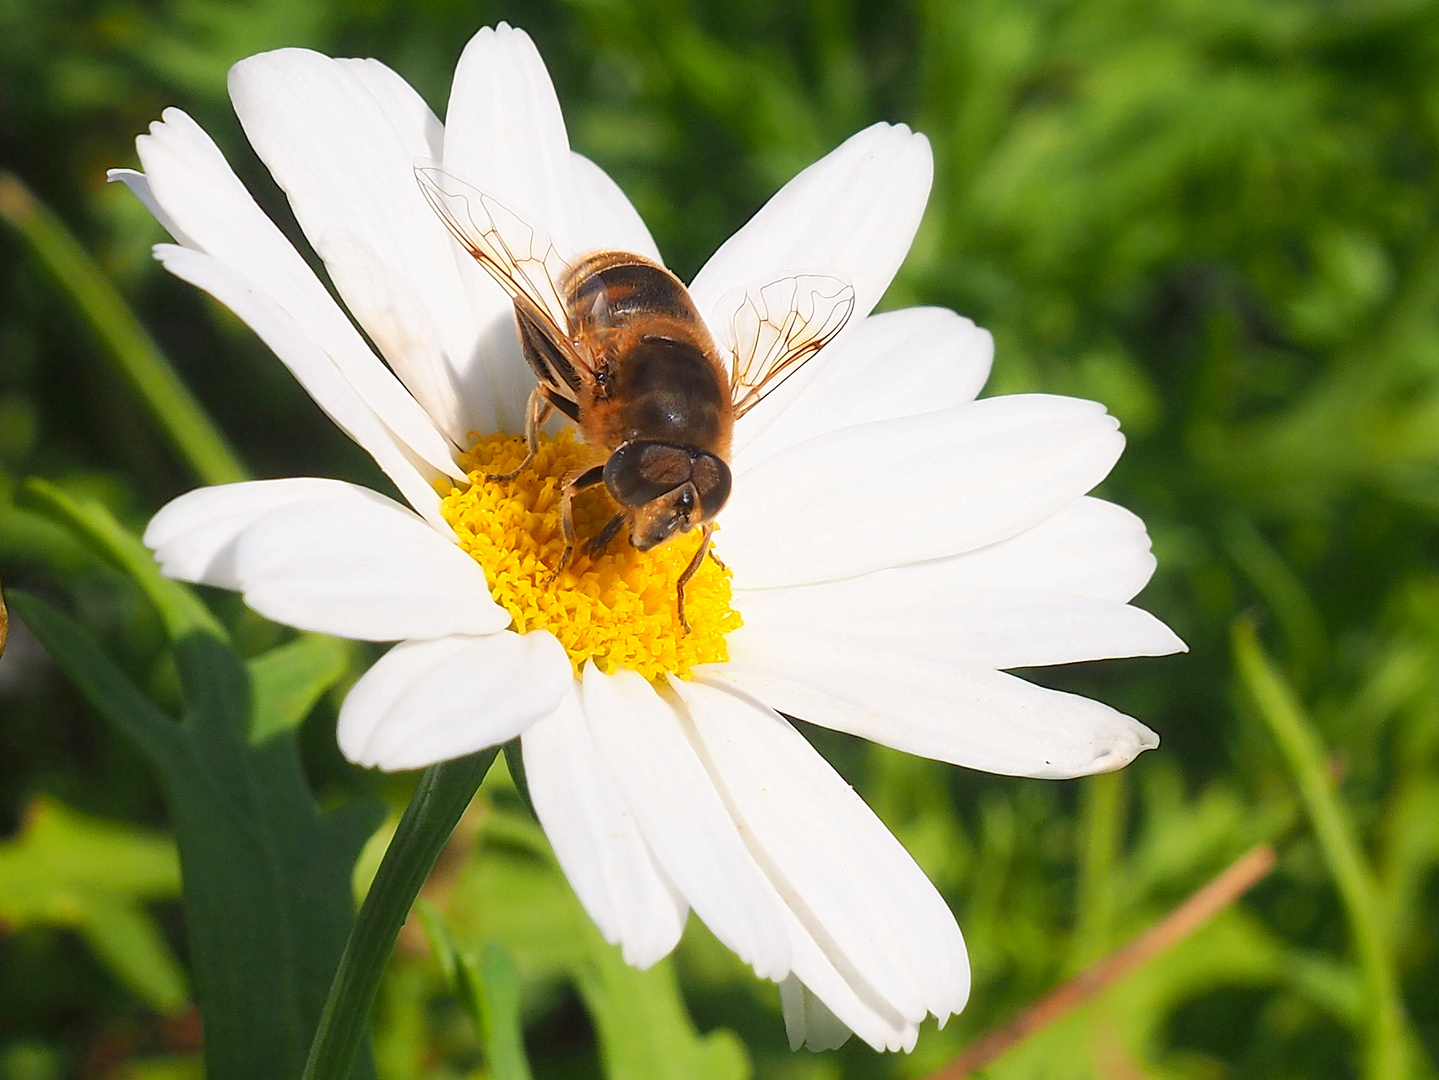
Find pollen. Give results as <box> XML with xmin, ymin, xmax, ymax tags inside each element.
<box><xmin>439</xmin><ymin>430</ymin><xmax>742</xmax><ymax>680</ymax></box>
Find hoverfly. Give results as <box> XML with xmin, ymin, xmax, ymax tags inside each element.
<box><xmin>415</xmin><ymin>165</ymin><xmax>855</xmax><ymax>629</ymax></box>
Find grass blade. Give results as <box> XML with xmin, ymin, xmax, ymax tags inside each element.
<box><xmin>0</xmin><ymin>172</ymin><xmax>247</xmax><ymax>486</ymax></box>
<box><xmin>1233</xmin><ymin>619</ymin><xmax>1413</xmax><ymax>1080</ymax></box>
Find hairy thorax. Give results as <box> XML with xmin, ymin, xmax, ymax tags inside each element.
<box><xmin>565</xmin><ymin>256</ymin><xmax>734</xmax><ymax>457</ymax></box>
<box><xmin>604</xmin><ymin>335</ymin><xmax>729</xmax><ymax>448</ymax></box>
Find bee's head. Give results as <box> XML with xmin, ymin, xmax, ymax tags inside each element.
<box><xmin>603</xmin><ymin>441</ymin><xmax>732</xmax><ymax>551</ymax></box>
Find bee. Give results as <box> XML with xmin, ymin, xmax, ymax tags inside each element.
<box><xmin>416</xmin><ymin>165</ymin><xmax>855</xmax><ymax>629</ymax></box>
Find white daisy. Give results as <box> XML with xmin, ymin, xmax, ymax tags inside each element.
<box><xmin>115</xmin><ymin>24</ymin><xmax>1186</xmax><ymax>1053</ymax></box>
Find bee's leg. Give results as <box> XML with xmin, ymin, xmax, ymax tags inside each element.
<box><xmin>485</xmin><ymin>386</ymin><xmax>553</xmax><ymax>483</ymax></box>
<box><xmin>675</xmin><ymin>523</ymin><xmax>716</xmax><ymax>634</ymax></box>
<box><xmin>545</xmin><ymin>464</ymin><xmax>605</xmax><ymax>586</ymax></box>
<box><xmin>584</xmin><ymin>513</ymin><xmax>625</xmax><ymax>557</ymax></box>
<box><xmin>705</xmin><ymin>546</ymin><xmax>728</xmax><ymax>572</ymax></box>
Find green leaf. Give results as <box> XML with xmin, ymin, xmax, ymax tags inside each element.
<box><xmin>7</xmin><ymin>590</ymin><xmax>193</xmax><ymax>774</ymax></box>
<box><xmin>573</xmin><ymin>929</ymin><xmax>750</xmax><ymax>1080</ymax></box>
<box><xmin>445</xmin><ymin>806</ymin><xmax>751</xmax><ymax>1080</ymax></box>
<box><xmin>247</xmin><ymin>633</ymin><xmax>353</xmax><ymax>743</ymax></box>
<box><xmin>77</xmin><ymin>902</ymin><xmax>190</xmax><ymax>1016</ymax></box>
<box><xmin>416</xmin><ymin>906</ymin><xmax>535</xmax><ymax>1080</ymax></box>
<box><xmin>16</xmin><ymin>478</ymin><xmax>225</xmax><ymax>643</ymax></box>
<box><xmin>11</xmin><ymin>588</ymin><xmax>383</xmax><ymax>1080</ymax></box>
<box><xmin>111</xmin><ymin>1058</ymin><xmax>204</xmax><ymax>1080</ymax></box>
<box><xmin>414</xmin><ymin>900</ymin><xmax>460</xmax><ymax>989</ymax></box>
<box><xmin>474</xmin><ymin>942</ymin><xmax>533</xmax><ymax>1080</ymax></box>
<box><xmin>0</xmin><ymin>1042</ymin><xmax>64</xmax><ymax>1080</ymax></box>
<box><xmin>0</xmin><ymin>172</ymin><xmax>247</xmax><ymax>487</ymax></box>
<box><xmin>168</xmin><ymin>630</ymin><xmax>385</xmax><ymax>1080</ymax></box>
<box><xmin>1234</xmin><ymin>620</ymin><xmax>1414</xmax><ymax>1080</ymax></box>
<box><xmin>0</xmin><ymin>497</ymin><xmax>98</xmax><ymax>573</ymax></box>
<box><xmin>0</xmin><ymin>796</ymin><xmax>187</xmax><ymax>1014</ymax></box>
<box><xmin>501</xmin><ymin>739</ymin><xmax>538</xmax><ymax>821</ymax></box>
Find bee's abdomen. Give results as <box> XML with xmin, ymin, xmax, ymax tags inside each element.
<box><xmin>568</xmin><ymin>254</ymin><xmax>701</xmax><ymax>327</ymax></box>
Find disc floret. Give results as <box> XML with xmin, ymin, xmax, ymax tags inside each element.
<box><xmin>440</xmin><ymin>431</ymin><xmax>741</xmax><ymax>679</ymax></box>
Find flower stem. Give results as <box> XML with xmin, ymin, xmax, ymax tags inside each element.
<box><xmin>0</xmin><ymin>172</ymin><xmax>248</xmax><ymax>487</ymax></box>
<box><xmin>1069</xmin><ymin>770</ymin><xmax>1125</xmax><ymax>970</ymax></box>
<box><xmin>302</xmin><ymin>748</ymin><xmax>500</xmax><ymax>1080</ymax></box>
<box><xmin>1232</xmin><ymin>620</ymin><xmax>1410</xmax><ymax>1080</ymax></box>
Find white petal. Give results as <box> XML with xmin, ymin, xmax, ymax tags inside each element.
<box><xmin>228</xmin><ymin>49</ymin><xmax>483</xmax><ymax>446</ymax></box>
<box><xmin>335</xmin><ymin>56</ymin><xmax>444</xmax><ymax>158</ymax></box>
<box><xmin>339</xmin><ymin>631</ymin><xmax>571</xmax><ymax>770</ymax></box>
<box><xmin>568</xmin><ymin>153</ymin><xmax>663</xmax><ymax>262</ymax></box>
<box><xmin>132</xmin><ymin>108</ymin><xmax>462</xmax><ymax>478</ymax></box>
<box><xmin>105</xmin><ymin>169</ymin><xmax>195</xmax><ymax>248</ymax></box>
<box><xmin>721</xmin><ymin>394</ymin><xmax>1125</xmax><ymax>588</ymax></box>
<box><xmin>523</xmin><ymin>688</ymin><xmax>687</xmax><ymax>968</ymax></box>
<box><xmin>732</xmin><ymin>307</ymin><xmax>994</xmax><ymax>467</ymax></box>
<box><xmin>441</xmin><ymin>24</ymin><xmax>587</xmax><ymax>436</ymax></box>
<box><xmin>227</xmin><ymin>493</ymin><xmax>509</xmax><ymax>641</ymax></box>
<box><xmin>706</xmin><ymin>634</ymin><xmax>1160</xmax><ymax>778</ymax></box>
<box><xmin>580</xmin><ymin>664</ymin><xmax>791</xmax><ymax>980</ymax></box>
<box><xmin>672</xmin><ymin>679</ymin><xmax>969</xmax><ymax>1026</ymax></box>
<box><xmin>316</xmin><ymin>230</ymin><xmax>471</xmax><ymax>443</ymax></box>
<box><xmin>445</xmin><ymin>24</ymin><xmax>579</xmax><ymax>248</ymax></box>
<box><xmin>735</xmin><ymin>578</ymin><xmax>1185</xmax><ymax>670</ymax></box>
<box><xmin>689</xmin><ymin>123</ymin><xmax>932</xmax><ymax>338</ymax></box>
<box><xmin>779</xmin><ymin>912</ymin><xmax>918</xmax><ymax>1052</ymax></box>
<box><xmin>155</xmin><ymin>245</ymin><xmax>450</xmax><ymax>531</ymax></box>
<box><xmin>146</xmin><ymin>477</ymin><xmax>381</xmax><ymax>586</ymax></box>
<box><xmin>779</xmin><ymin>976</ymin><xmax>854</xmax><ymax>1052</ymax></box>
<box><xmin>931</xmin><ymin>496</ymin><xmax>1161</xmax><ymax>603</ymax></box>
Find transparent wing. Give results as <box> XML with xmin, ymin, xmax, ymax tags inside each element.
<box><xmin>415</xmin><ymin>164</ymin><xmax>590</xmax><ymax>386</ymax></box>
<box><xmin>721</xmin><ymin>275</ymin><xmax>856</xmax><ymax>419</ymax></box>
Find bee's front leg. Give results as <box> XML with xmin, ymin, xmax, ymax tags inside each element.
<box><xmin>584</xmin><ymin>512</ymin><xmax>626</xmax><ymax>558</ymax></box>
<box><xmin>675</xmin><ymin>523</ymin><xmax>716</xmax><ymax>634</ymax></box>
<box><xmin>545</xmin><ymin>464</ymin><xmax>606</xmax><ymax>586</ymax></box>
<box><xmin>486</xmin><ymin>386</ymin><xmax>553</xmax><ymax>483</ymax></box>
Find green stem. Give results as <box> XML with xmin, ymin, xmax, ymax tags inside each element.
<box><xmin>0</xmin><ymin>172</ymin><xmax>248</xmax><ymax>487</ymax></box>
<box><xmin>301</xmin><ymin>748</ymin><xmax>500</xmax><ymax>1080</ymax></box>
<box><xmin>19</xmin><ymin>478</ymin><xmax>226</xmax><ymax>642</ymax></box>
<box><xmin>1069</xmin><ymin>770</ymin><xmax>1125</xmax><ymax>971</ymax></box>
<box><xmin>1224</xmin><ymin>517</ymin><xmax>1325</xmax><ymax>685</ymax></box>
<box><xmin>1233</xmin><ymin>620</ymin><xmax>1410</xmax><ymax>1080</ymax></box>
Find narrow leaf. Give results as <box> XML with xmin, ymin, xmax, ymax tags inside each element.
<box><xmin>9</xmin><ymin>590</ymin><xmax>191</xmax><ymax>772</ymax></box>
<box><xmin>456</xmin><ymin>807</ymin><xmax>750</xmax><ymax>1080</ymax></box>
<box><xmin>475</xmin><ymin>942</ymin><xmax>534</xmax><ymax>1080</ymax></box>
<box><xmin>502</xmin><ymin>739</ymin><xmax>538</xmax><ymax>821</ymax></box>
<box><xmin>77</xmin><ymin>901</ymin><xmax>191</xmax><ymax>1015</ymax></box>
<box><xmin>0</xmin><ymin>172</ymin><xmax>247</xmax><ymax>486</ymax></box>
<box><xmin>415</xmin><ymin>905</ymin><xmax>534</xmax><ymax>1080</ymax></box>
<box><xmin>1233</xmin><ymin>620</ymin><xmax>1413</xmax><ymax>1080</ymax></box>
<box><xmin>17</xmin><ymin>479</ymin><xmax>225</xmax><ymax>643</ymax></box>
<box><xmin>414</xmin><ymin>899</ymin><xmax>461</xmax><ymax>988</ymax></box>
<box><xmin>249</xmin><ymin>633</ymin><xmax>353</xmax><ymax>744</ymax></box>
<box><xmin>13</xmin><ymin>588</ymin><xmax>380</xmax><ymax>1080</ymax></box>
<box><xmin>0</xmin><ymin>796</ymin><xmax>186</xmax><ymax>1014</ymax></box>
<box><xmin>573</xmin><ymin>927</ymin><xmax>750</xmax><ymax>1080</ymax></box>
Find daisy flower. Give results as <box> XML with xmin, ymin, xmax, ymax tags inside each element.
<box><xmin>116</xmin><ymin>24</ymin><xmax>1185</xmax><ymax>1052</ymax></box>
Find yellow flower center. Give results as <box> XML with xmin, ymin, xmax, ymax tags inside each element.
<box><xmin>439</xmin><ymin>430</ymin><xmax>742</xmax><ymax>680</ymax></box>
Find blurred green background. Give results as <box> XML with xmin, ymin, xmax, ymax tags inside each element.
<box><xmin>4</xmin><ymin>0</ymin><xmax>1439</xmax><ymax>1077</ymax></box>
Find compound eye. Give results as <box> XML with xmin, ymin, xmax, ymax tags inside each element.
<box><xmin>689</xmin><ymin>453</ymin><xmax>732</xmax><ymax>521</ymax></box>
<box><xmin>604</xmin><ymin>441</ymin><xmax>692</xmax><ymax>507</ymax></box>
